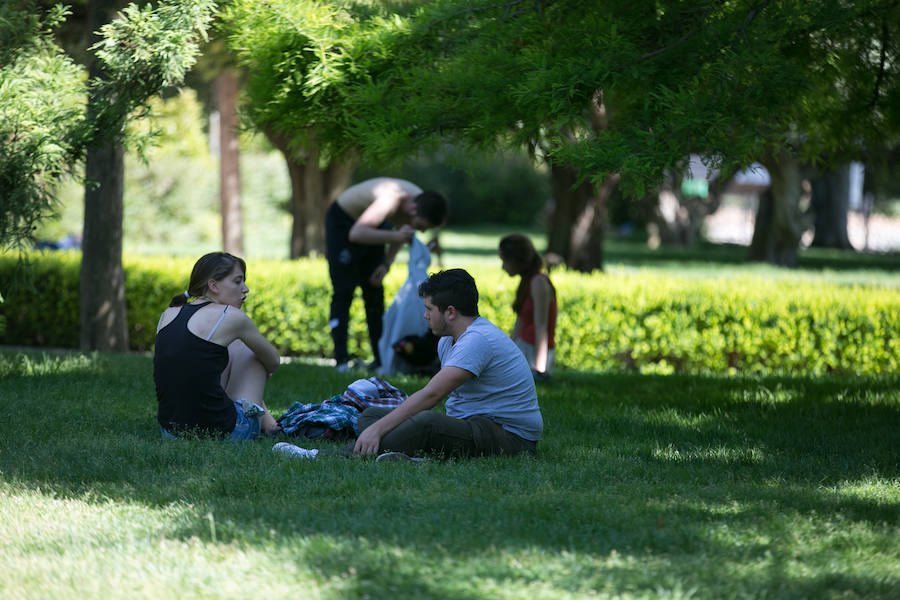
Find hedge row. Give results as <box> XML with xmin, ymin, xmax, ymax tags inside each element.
<box><xmin>2</xmin><ymin>251</ymin><xmax>899</xmax><ymax>375</ymax></box>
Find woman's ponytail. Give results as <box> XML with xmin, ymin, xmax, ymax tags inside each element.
<box><xmin>169</xmin><ymin>291</ymin><xmax>190</xmax><ymax>308</ymax></box>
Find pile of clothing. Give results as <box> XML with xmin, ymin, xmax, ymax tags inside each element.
<box><xmin>276</xmin><ymin>377</ymin><xmax>407</xmax><ymax>441</ymax></box>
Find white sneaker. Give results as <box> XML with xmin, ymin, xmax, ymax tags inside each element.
<box><xmin>272</xmin><ymin>442</ymin><xmax>319</xmax><ymax>459</ymax></box>
<box><xmin>375</xmin><ymin>451</ymin><xmax>426</xmax><ymax>463</ymax></box>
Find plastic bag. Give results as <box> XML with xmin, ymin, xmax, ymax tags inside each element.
<box><xmin>377</xmin><ymin>237</ymin><xmax>431</xmax><ymax>375</ymax></box>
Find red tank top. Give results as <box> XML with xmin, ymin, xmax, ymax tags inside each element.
<box><xmin>518</xmin><ymin>274</ymin><xmax>556</xmax><ymax>349</ymax></box>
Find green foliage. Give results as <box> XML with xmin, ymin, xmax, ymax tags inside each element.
<box><xmin>127</xmin><ymin>90</ymin><xmax>212</xmax><ymax>160</ymax></box>
<box><xmin>88</xmin><ymin>0</ymin><xmax>216</xmax><ymax>136</ymax></box>
<box><xmin>2</xmin><ymin>252</ymin><xmax>898</xmax><ymax>375</ymax></box>
<box><xmin>121</xmin><ymin>90</ymin><xmax>219</xmax><ymax>247</ymax></box>
<box><xmin>258</xmin><ymin>0</ymin><xmax>897</xmax><ymax>195</ymax></box>
<box><xmin>355</xmin><ymin>146</ymin><xmax>551</xmax><ymax>226</ymax></box>
<box><xmin>1</xmin><ymin>0</ymin><xmax>216</xmax><ymax>257</ymax></box>
<box><xmin>555</xmin><ymin>272</ymin><xmax>900</xmax><ymax>376</ymax></box>
<box><xmin>35</xmin><ymin>91</ymin><xmax>291</xmax><ymax>258</ymax></box>
<box><xmin>221</xmin><ymin>0</ymin><xmax>363</xmax><ymax>157</ymax></box>
<box><xmin>0</xmin><ymin>252</ymin><xmax>81</xmax><ymax>348</ymax></box>
<box><xmin>0</xmin><ymin>2</ymin><xmax>85</xmax><ymax>250</ymax></box>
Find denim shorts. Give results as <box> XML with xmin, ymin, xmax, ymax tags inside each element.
<box><xmin>160</xmin><ymin>401</ymin><xmax>260</xmax><ymax>442</ymax></box>
<box><xmin>228</xmin><ymin>400</ymin><xmax>261</xmax><ymax>441</ymax></box>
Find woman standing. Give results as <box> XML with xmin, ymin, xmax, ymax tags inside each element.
<box><xmin>154</xmin><ymin>252</ymin><xmax>281</xmax><ymax>439</ymax></box>
<box><xmin>498</xmin><ymin>234</ymin><xmax>557</xmax><ymax>379</ymax></box>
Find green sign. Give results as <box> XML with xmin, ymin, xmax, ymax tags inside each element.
<box><xmin>681</xmin><ymin>178</ymin><xmax>709</xmax><ymax>198</ymax></box>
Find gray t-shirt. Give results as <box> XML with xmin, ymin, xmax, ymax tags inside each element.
<box><xmin>438</xmin><ymin>316</ymin><xmax>543</xmax><ymax>441</ymax></box>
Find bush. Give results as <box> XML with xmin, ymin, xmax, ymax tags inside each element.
<box><xmin>2</xmin><ymin>251</ymin><xmax>898</xmax><ymax>375</ymax></box>
<box><xmin>552</xmin><ymin>270</ymin><xmax>900</xmax><ymax>375</ymax></box>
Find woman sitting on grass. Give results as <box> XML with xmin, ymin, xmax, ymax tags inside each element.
<box><xmin>154</xmin><ymin>252</ymin><xmax>281</xmax><ymax>440</ymax></box>
<box><xmin>498</xmin><ymin>234</ymin><xmax>557</xmax><ymax>379</ymax></box>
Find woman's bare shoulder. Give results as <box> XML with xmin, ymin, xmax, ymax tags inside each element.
<box><xmin>530</xmin><ymin>272</ymin><xmax>553</xmax><ymax>290</ymax></box>
<box><xmin>156</xmin><ymin>306</ymin><xmax>181</xmax><ymax>332</ymax></box>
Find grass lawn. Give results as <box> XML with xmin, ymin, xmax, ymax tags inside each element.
<box><xmin>1</xmin><ymin>349</ymin><xmax>898</xmax><ymax>599</ymax></box>
<box><xmin>434</xmin><ymin>225</ymin><xmax>900</xmax><ymax>287</ymax></box>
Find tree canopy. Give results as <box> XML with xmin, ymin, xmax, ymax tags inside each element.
<box><xmin>226</xmin><ymin>0</ymin><xmax>899</xmax><ymax>188</ymax></box>
<box><xmin>219</xmin><ymin>0</ymin><xmax>897</xmax><ymax>268</ymax></box>
<box><xmin>87</xmin><ymin>0</ymin><xmax>216</xmax><ymax>134</ymax></box>
<box><xmin>352</xmin><ymin>1</ymin><xmax>898</xmax><ymax>189</ymax></box>
<box><xmin>0</xmin><ymin>2</ymin><xmax>85</xmax><ymax>250</ymax></box>
<box><xmin>1</xmin><ymin>0</ymin><xmax>215</xmax><ymax>350</ymax></box>
<box><xmin>0</xmin><ymin>0</ymin><xmax>216</xmax><ymax>252</ymax></box>
<box><xmin>221</xmin><ymin>0</ymin><xmax>416</xmax><ymax>161</ymax></box>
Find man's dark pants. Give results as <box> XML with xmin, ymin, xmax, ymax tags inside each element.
<box><xmin>357</xmin><ymin>406</ymin><xmax>537</xmax><ymax>458</ymax></box>
<box><xmin>325</xmin><ymin>202</ymin><xmax>385</xmax><ymax>366</ymax></box>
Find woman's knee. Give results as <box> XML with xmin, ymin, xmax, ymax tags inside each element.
<box><xmin>223</xmin><ymin>341</ymin><xmax>265</xmax><ymax>388</ymax></box>
<box><xmin>228</xmin><ymin>340</ymin><xmax>260</xmax><ymax>368</ymax></box>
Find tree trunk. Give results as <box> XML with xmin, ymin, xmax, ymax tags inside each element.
<box><xmin>544</xmin><ymin>93</ymin><xmax>610</xmax><ymax>271</ymax></box>
<box><xmin>809</xmin><ymin>166</ymin><xmax>853</xmax><ymax>249</ymax></box>
<box><xmin>546</xmin><ymin>164</ymin><xmax>590</xmax><ymax>264</ymax></box>
<box><xmin>266</xmin><ymin>130</ymin><xmax>354</xmax><ymax>258</ymax></box>
<box><xmin>216</xmin><ymin>69</ymin><xmax>244</xmax><ymax>255</ymax></box>
<box><xmin>568</xmin><ymin>174</ymin><xmax>618</xmax><ymax>272</ymax></box>
<box><xmin>545</xmin><ymin>163</ymin><xmax>610</xmax><ymax>272</ymax></box>
<box><xmin>79</xmin><ymin>0</ymin><xmax>129</xmax><ymax>352</ymax></box>
<box><xmin>748</xmin><ymin>151</ymin><xmax>803</xmax><ymax>266</ymax></box>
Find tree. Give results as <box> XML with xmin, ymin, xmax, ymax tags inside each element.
<box><xmin>220</xmin><ymin>1</ymin><xmax>899</xmax><ymax>269</ymax></box>
<box><xmin>1</xmin><ymin>1</ymin><xmax>214</xmax><ymax>348</ymax></box>
<box><xmin>79</xmin><ymin>0</ymin><xmax>215</xmax><ymax>351</ymax></box>
<box><xmin>189</xmin><ymin>38</ymin><xmax>248</xmax><ymax>256</ymax></box>
<box><xmin>268</xmin><ymin>132</ymin><xmax>353</xmax><ymax>259</ymax></box>
<box><xmin>748</xmin><ymin>151</ymin><xmax>805</xmax><ymax>266</ymax></box>
<box><xmin>80</xmin><ymin>0</ymin><xmax>128</xmax><ymax>351</ymax></box>
<box><xmin>0</xmin><ymin>2</ymin><xmax>85</xmax><ymax>251</ymax></box>
<box><xmin>215</xmin><ymin>66</ymin><xmax>245</xmax><ymax>255</ymax></box>
<box><xmin>808</xmin><ymin>166</ymin><xmax>854</xmax><ymax>250</ymax></box>
<box><xmin>329</xmin><ymin>1</ymin><xmax>788</xmax><ymax>269</ymax></box>
<box><xmin>220</xmin><ymin>1</ymin><xmax>360</xmax><ymax>257</ymax></box>
<box><xmin>744</xmin><ymin>2</ymin><xmax>899</xmax><ymax>263</ymax></box>
<box><xmin>0</xmin><ymin>2</ymin><xmax>85</xmax><ymax>336</ymax></box>
<box><xmin>334</xmin><ymin>0</ymin><xmax>900</xmax><ymax>268</ymax></box>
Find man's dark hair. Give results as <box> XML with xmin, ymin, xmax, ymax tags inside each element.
<box><xmin>418</xmin><ymin>268</ymin><xmax>479</xmax><ymax>316</ymax></box>
<box><xmin>414</xmin><ymin>190</ymin><xmax>449</xmax><ymax>228</ymax></box>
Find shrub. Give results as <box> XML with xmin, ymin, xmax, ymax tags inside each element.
<box><xmin>1</xmin><ymin>251</ymin><xmax>898</xmax><ymax>376</ymax></box>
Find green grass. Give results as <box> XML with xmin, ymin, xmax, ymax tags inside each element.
<box><xmin>1</xmin><ymin>349</ymin><xmax>898</xmax><ymax>599</ymax></box>
<box><xmin>431</xmin><ymin>225</ymin><xmax>900</xmax><ymax>288</ymax></box>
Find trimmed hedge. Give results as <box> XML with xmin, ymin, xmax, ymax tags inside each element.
<box><xmin>2</xmin><ymin>251</ymin><xmax>898</xmax><ymax>375</ymax></box>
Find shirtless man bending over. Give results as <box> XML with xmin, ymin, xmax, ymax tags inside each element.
<box><xmin>325</xmin><ymin>177</ymin><xmax>448</xmax><ymax>371</ymax></box>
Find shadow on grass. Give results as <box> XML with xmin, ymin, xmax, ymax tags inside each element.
<box><xmin>2</xmin><ymin>351</ymin><xmax>899</xmax><ymax>596</ymax></box>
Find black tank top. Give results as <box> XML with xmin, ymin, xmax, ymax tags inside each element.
<box><xmin>154</xmin><ymin>302</ymin><xmax>236</xmax><ymax>436</ymax></box>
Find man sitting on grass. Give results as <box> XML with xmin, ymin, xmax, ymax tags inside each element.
<box><xmin>353</xmin><ymin>268</ymin><xmax>543</xmax><ymax>460</ymax></box>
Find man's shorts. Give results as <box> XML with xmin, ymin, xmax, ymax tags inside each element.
<box><xmin>160</xmin><ymin>401</ymin><xmax>260</xmax><ymax>442</ymax></box>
